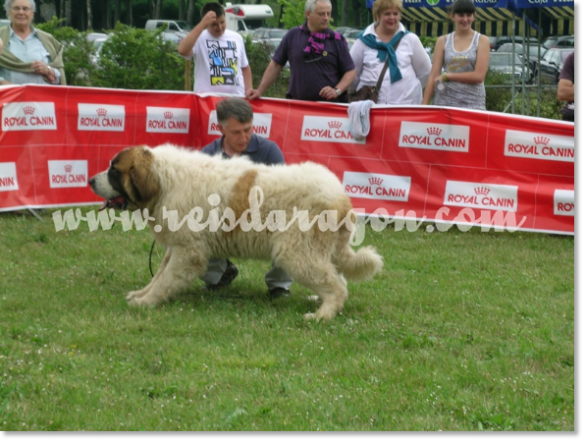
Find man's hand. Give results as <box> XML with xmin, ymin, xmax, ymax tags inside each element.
<box><xmin>319</xmin><ymin>86</ymin><xmax>340</xmax><ymax>101</ymax></box>
<box><xmin>246</xmin><ymin>88</ymin><xmax>262</xmax><ymax>100</ymax></box>
<box><xmin>201</xmin><ymin>11</ymin><xmax>217</xmax><ymax>27</ymax></box>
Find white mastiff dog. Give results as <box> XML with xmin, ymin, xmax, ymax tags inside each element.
<box><xmin>90</xmin><ymin>144</ymin><xmax>383</xmax><ymax>320</ymax></box>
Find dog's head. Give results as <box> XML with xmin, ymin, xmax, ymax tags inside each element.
<box><xmin>89</xmin><ymin>146</ymin><xmax>160</xmax><ymax>211</ymax></box>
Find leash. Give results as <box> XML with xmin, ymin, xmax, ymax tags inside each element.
<box><xmin>148</xmin><ymin>239</ymin><xmax>156</xmax><ymax>277</ymax></box>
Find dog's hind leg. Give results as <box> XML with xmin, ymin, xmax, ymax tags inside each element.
<box><xmin>280</xmin><ymin>257</ymin><xmax>348</xmax><ymax>321</ymax></box>
<box><xmin>127</xmin><ymin>248</ymin><xmax>207</xmax><ymax>307</ymax></box>
<box><xmin>126</xmin><ymin>247</ymin><xmax>172</xmax><ymax>302</ymax></box>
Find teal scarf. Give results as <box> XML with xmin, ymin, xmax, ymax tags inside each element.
<box><xmin>358</xmin><ymin>30</ymin><xmax>408</xmax><ymax>84</ymax></box>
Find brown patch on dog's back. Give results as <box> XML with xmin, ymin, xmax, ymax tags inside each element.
<box><xmin>113</xmin><ymin>146</ymin><xmax>160</xmax><ymax>207</ymax></box>
<box><xmin>227</xmin><ymin>170</ymin><xmax>258</xmax><ymax>232</ymax></box>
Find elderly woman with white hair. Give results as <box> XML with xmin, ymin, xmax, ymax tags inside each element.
<box><xmin>0</xmin><ymin>0</ymin><xmax>65</xmax><ymax>85</ymax></box>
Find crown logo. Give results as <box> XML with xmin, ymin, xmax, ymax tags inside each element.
<box><xmin>369</xmin><ymin>177</ymin><xmax>383</xmax><ymax>186</ymax></box>
<box><xmin>328</xmin><ymin>120</ymin><xmax>342</xmax><ymax>129</ymax></box>
<box><xmin>96</xmin><ymin>108</ymin><xmax>107</xmax><ymax>117</ymax></box>
<box><xmin>427</xmin><ymin>127</ymin><xmax>442</xmax><ymax>136</ymax></box>
<box><xmin>64</xmin><ymin>164</ymin><xmax>73</xmax><ymax>173</ymax></box>
<box><xmin>534</xmin><ymin>136</ymin><xmax>550</xmax><ymax>145</ymax></box>
<box><xmin>23</xmin><ymin>106</ymin><xmax>35</xmax><ymax>115</ymax></box>
<box><xmin>164</xmin><ymin>111</ymin><xmax>174</xmax><ymax>119</ymax></box>
<box><xmin>474</xmin><ymin>186</ymin><xmax>490</xmax><ymax>196</ymax></box>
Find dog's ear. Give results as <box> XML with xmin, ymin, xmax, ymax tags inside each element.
<box><xmin>129</xmin><ymin>149</ymin><xmax>160</xmax><ymax>203</ymax></box>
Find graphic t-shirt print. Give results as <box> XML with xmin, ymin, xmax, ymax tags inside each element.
<box><xmin>207</xmin><ymin>39</ymin><xmax>240</xmax><ymax>86</ymax></box>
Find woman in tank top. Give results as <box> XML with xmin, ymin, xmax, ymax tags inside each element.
<box><xmin>422</xmin><ymin>0</ymin><xmax>490</xmax><ymax>110</ymax></box>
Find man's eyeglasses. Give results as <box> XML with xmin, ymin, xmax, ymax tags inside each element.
<box><xmin>11</xmin><ymin>6</ymin><xmax>32</xmax><ymax>13</ymax></box>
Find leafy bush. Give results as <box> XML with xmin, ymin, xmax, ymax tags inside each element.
<box><xmin>244</xmin><ymin>36</ymin><xmax>290</xmax><ymax>98</ymax></box>
<box><xmin>93</xmin><ymin>23</ymin><xmax>184</xmax><ymax>90</ymax></box>
<box><xmin>36</xmin><ymin>17</ymin><xmax>97</xmax><ymax>87</ymax></box>
<box><xmin>484</xmin><ymin>71</ymin><xmax>561</xmax><ymax>119</ymax></box>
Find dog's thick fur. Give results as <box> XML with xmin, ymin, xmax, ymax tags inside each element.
<box><xmin>89</xmin><ymin>144</ymin><xmax>383</xmax><ymax>320</ymax></box>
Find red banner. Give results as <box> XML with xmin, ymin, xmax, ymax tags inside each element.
<box><xmin>0</xmin><ymin>85</ymin><xmax>574</xmax><ymax>235</ymax></box>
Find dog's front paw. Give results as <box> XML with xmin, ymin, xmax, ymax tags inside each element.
<box><xmin>126</xmin><ymin>290</ymin><xmax>141</xmax><ymax>301</ymax></box>
<box><xmin>127</xmin><ymin>295</ymin><xmax>156</xmax><ymax>308</ymax></box>
<box><xmin>304</xmin><ymin>312</ymin><xmax>320</xmax><ymax>321</ymax></box>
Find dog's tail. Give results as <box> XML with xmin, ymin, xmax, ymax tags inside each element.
<box><xmin>335</xmin><ymin>243</ymin><xmax>384</xmax><ymax>281</ymax></box>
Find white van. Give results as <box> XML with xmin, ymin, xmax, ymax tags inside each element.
<box><xmin>224</xmin><ymin>3</ymin><xmax>274</xmax><ymax>36</ymax></box>
<box><xmin>144</xmin><ymin>20</ymin><xmax>192</xmax><ymax>38</ymax></box>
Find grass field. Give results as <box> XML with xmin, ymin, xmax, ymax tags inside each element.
<box><xmin>0</xmin><ymin>208</ymin><xmax>574</xmax><ymax>431</ymax></box>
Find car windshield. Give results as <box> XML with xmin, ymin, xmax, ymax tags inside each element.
<box><xmin>174</xmin><ymin>21</ymin><xmax>192</xmax><ymax>32</ymax></box>
<box><xmin>490</xmin><ymin>53</ymin><xmax>522</xmax><ymax>66</ymax></box>
<box><xmin>268</xmin><ymin>29</ymin><xmax>287</xmax><ymax>38</ymax></box>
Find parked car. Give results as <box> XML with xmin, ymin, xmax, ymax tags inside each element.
<box><xmin>251</xmin><ymin>27</ymin><xmax>288</xmax><ymax>41</ymax></box>
<box><xmin>144</xmin><ymin>19</ymin><xmax>191</xmax><ymax>44</ymax></box>
<box><xmin>497</xmin><ymin>42</ymin><xmax>546</xmax><ymax>59</ymax></box>
<box><xmin>494</xmin><ymin>36</ymin><xmax>538</xmax><ymax>51</ymax></box>
<box><xmin>488</xmin><ymin>36</ymin><xmax>497</xmax><ymax>51</ymax></box>
<box><xmin>335</xmin><ymin>27</ymin><xmax>359</xmax><ymax>37</ymax></box>
<box><xmin>87</xmin><ymin>32</ymin><xmax>108</xmax><ymax>42</ymax></box>
<box><xmin>537</xmin><ymin>47</ymin><xmax>573</xmax><ymax>84</ymax></box>
<box><xmin>543</xmin><ymin>35</ymin><xmax>574</xmax><ymax>49</ymax></box>
<box><xmin>488</xmin><ymin>52</ymin><xmax>533</xmax><ymax>84</ymax></box>
<box><xmin>90</xmin><ymin>37</ymin><xmax>108</xmax><ymax>66</ymax></box>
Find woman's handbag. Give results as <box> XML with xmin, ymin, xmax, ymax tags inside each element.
<box><xmin>348</xmin><ymin>34</ymin><xmax>404</xmax><ymax>104</ymax></box>
<box><xmin>348</xmin><ymin>57</ymin><xmax>389</xmax><ymax>103</ymax></box>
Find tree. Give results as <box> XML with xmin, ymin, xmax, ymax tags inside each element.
<box><xmin>341</xmin><ymin>0</ymin><xmax>349</xmax><ymax>27</ymax></box>
<box><xmin>86</xmin><ymin>0</ymin><xmax>93</xmax><ymax>29</ymax></box>
<box><xmin>187</xmin><ymin>0</ymin><xmax>196</xmax><ymax>25</ymax></box>
<box><xmin>114</xmin><ymin>0</ymin><xmax>121</xmax><ymax>25</ymax></box>
<box><xmin>126</xmin><ymin>0</ymin><xmax>133</xmax><ymax>26</ymax></box>
<box><xmin>178</xmin><ymin>0</ymin><xmax>185</xmax><ymax>20</ymax></box>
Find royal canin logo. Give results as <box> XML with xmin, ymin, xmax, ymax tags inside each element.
<box><xmin>64</xmin><ymin>164</ymin><xmax>73</xmax><ymax>173</ymax></box>
<box><xmin>343</xmin><ymin>172</ymin><xmax>411</xmax><ymax>201</ymax></box>
<box><xmin>504</xmin><ymin>130</ymin><xmax>573</xmax><ymax>162</ymax></box>
<box><xmin>23</xmin><ymin>106</ymin><xmax>35</xmax><ymax>115</ymax></box>
<box><xmin>399</xmin><ymin>122</ymin><xmax>469</xmax><ymax>152</ymax></box>
<box><xmin>301</xmin><ymin>116</ymin><xmax>364</xmax><ymax>144</ymax></box>
<box><xmin>534</xmin><ymin>136</ymin><xmax>550</xmax><ymax>145</ymax></box>
<box><xmin>444</xmin><ymin>181</ymin><xmax>518</xmax><ymax>212</ymax></box>
<box><xmin>96</xmin><ymin>108</ymin><xmax>107</xmax><ymax>117</ymax></box>
<box><xmin>146</xmin><ymin>106</ymin><xmax>189</xmax><ymax>133</ymax></box>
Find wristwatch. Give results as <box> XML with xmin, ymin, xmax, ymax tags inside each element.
<box><xmin>335</xmin><ymin>88</ymin><xmax>341</xmax><ymax>96</ymax></box>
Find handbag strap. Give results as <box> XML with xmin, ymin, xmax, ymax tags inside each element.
<box><xmin>375</xmin><ymin>33</ymin><xmax>405</xmax><ymax>91</ymax></box>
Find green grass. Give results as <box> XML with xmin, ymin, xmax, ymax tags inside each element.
<box><xmin>0</xmin><ymin>208</ymin><xmax>574</xmax><ymax>431</ymax></box>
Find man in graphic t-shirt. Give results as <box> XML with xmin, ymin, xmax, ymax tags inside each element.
<box><xmin>178</xmin><ymin>2</ymin><xmax>252</xmax><ymax>96</ymax></box>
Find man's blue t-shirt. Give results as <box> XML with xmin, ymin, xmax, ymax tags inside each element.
<box><xmin>201</xmin><ymin>134</ymin><xmax>285</xmax><ymax>165</ymax></box>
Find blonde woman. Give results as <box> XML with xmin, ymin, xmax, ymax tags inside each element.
<box><xmin>423</xmin><ymin>0</ymin><xmax>489</xmax><ymax>109</ymax></box>
<box><xmin>349</xmin><ymin>0</ymin><xmax>431</xmax><ymax>105</ymax></box>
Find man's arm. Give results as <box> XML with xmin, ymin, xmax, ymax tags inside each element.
<box><xmin>246</xmin><ymin>61</ymin><xmax>284</xmax><ymax>100</ymax></box>
<box><xmin>177</xmin><ymin>11</ymin><xmax>216</xmax><ymax>57</ymax></box>
<box><xmin>242</xmin><ymin>65</ymin><xmax>253</xmax><ymax>94</ymax></box>
<box><xmin>319</xmin><ymin>69</ymin><xmax>357</xmax><ymax>101</ymax></box>
<box><xmin>557</xmin><ymin>79</ymin><xmax>574</xmax><ymax>102</ymax></box>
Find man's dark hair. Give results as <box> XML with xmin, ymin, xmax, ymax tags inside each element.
<box><xmin>201</xmin><ymin>1</ymin><xmax>225</xmax><ymax>18</ymax></box>
<box><xmin>449</xmin><ymin>0</ymin><xmax>476</xmax><ymax>15</ymax></box>
<box><xmin>216</xmin><ymin>98</ymin><xmax>254</xmax><ymax>125</ymax></box>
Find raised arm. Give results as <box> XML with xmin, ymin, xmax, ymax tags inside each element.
<box><xmin>177</xmin><ymin>11</ymin><xmax>217</xmax><ymax>57</ymax></box>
